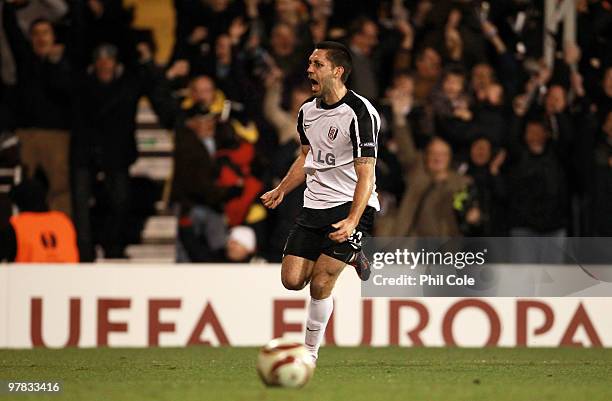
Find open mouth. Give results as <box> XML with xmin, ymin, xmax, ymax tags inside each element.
<box><xmin>309</xmin><ymin>78</ymin><xmax>320</xmax><ymax>92</ymax></box>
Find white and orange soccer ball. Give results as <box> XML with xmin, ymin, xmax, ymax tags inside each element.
<box><xmin>256</xmin><ymin>338</ymin><xmax>315</xmax><ymax>388</ymax></box>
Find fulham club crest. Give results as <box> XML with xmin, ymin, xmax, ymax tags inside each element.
<box><xmin>328</xmin><ymin>126</ymin><xmax>338</xmax><ymax>141</ymax></box>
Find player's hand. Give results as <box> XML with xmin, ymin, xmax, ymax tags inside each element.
<box><xmin>261</xmin><ymin>188</ymin><xmax>285</xmax><ymax>209</ymax></box>
<box><xmin>329</xmin><ymin>218</ymin><xmax>358</xmax><ymax>243</ymax></box>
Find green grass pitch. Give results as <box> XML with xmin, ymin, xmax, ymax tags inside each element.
<box><xmin>1</xmin><ymin>347</ymin><xmax>611</xmax><ymax>401</ymax></box>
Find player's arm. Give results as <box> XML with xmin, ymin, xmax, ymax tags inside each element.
<box><xmin>329</xmin><ymin>157</ymin><xmax>375</xmax><ymax>242</ymax></box>
<box><xmin>261</xmin><ymin>145</ymin><xmax>309</xmax><ymax>209</ymax></box>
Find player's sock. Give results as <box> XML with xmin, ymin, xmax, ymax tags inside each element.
<box><xmin>304</xmin><ymin>296</ymin><xmax>333</xmax><ymax>363</ymax></box>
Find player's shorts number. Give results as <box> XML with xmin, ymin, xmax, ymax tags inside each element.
<box><xmin>347</xmin><ymin>230</ymin><xmax>363</xmax><ymax>250</ymax></box>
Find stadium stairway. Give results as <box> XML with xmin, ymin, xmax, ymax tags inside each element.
<box><xmin>99</xmin><ymin>100</ymin><xmax>177</xmax><ymax>263</ymax></box>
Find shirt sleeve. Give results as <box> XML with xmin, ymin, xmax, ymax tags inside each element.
<box><xmin>297</xmin><ymin>109</ymin><xmax>310</xmax><ymax>145</ymax></box>
<box><xmin>349</xmin><ymin>106</ymin><xmax>379</xmax><ymax>158</ymax></box>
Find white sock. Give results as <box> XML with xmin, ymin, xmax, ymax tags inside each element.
<box><xmin>304</xmin><ymin>296</ymin><xmax>333</xmax><ymax>363</ymax></box>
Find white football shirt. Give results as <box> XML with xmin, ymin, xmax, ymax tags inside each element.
<box><xmin>297</xmin><ymin>90</ymin><xmax>380</xmax><ymax>210</ymax></box>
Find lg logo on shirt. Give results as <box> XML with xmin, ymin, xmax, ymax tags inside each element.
<box><xmin>314</xmin><ymin>149</ymin><xmax>336</xmax><ymax>166</ymax></box>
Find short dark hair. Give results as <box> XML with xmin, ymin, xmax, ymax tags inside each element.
<box><xmin>315</xmin><ymin>41</ymin><xmax>352</xmax><ymax>83</ymax></box>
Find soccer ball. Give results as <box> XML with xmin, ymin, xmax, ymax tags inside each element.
<box><xmin>256</xmin><ymin>338</ymin><xmax>315</xmax><ymax>388</ymax></box>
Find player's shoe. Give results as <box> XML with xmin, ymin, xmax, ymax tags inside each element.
<box><xmin>350</xmin><ymin>250</ymin><xmax>371</xmax><ymax>281</ymax></box>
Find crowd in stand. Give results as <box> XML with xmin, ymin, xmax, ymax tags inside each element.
<box><xmin>0</xmin><ymin>0</ymin><xmax>611</xmax><ymax>263</ymax></box>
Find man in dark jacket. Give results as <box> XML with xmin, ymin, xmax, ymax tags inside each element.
<box><xmin>578</xmin><ymin>110</ymin><xmax>612</xmax><ymax>236</ymax></box>
<box><xmin>71</xmin><ymin>43</ymin><xmax>166</xmax><ymax>261</ymax></box>
<box><xmin>506</xmin><ymin>116</ymin><xmax>571</xmax><ymax>263</ymax></box>
<box><xmin>3</xmin><ymin>3</ymin><xmax>73</xmax><ymax>216</ymax></box>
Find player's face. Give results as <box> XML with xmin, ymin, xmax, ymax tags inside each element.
<box><xmin>307</xmin><ymin>49</ymin><xmax>339</xmax><ymax>97</ymax></box>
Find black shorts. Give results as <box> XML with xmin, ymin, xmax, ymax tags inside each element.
<box><xmin>283</xmin><ymin>202</ymin><xmax>375</xmax><ymax>263</ymax></box>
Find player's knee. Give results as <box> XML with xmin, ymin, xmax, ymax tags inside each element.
<box><xmin>281</xmin><ymin>274</ymin><xmax>306</xmax><ymax>291</ymax></box>
<box><xmin>310</xmin><ymin>274</ymin><xmax>333</xmax><ymax>298</ymax></box>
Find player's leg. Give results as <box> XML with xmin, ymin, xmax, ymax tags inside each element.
<box><xmin>304</xmin><ymin>254</ymin><xmax>345</xmax><ymax>363</ymax></box>
<box><xmin>281</xmin><ymin>255</ymin><xmax>314</xmax><ymax>290</ymax></box>
<box><xmin>345</xmin><ymin>206</ymin><xmax>376</xmax><ymax>281</ymax></box>
<box><xmin>281</xmin><ymin>224</ymin><xmax>320</xmax><ymax>290</ymax></box>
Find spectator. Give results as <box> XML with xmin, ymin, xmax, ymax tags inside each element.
<box><xmin>431</xmin><ymin>66</ymin><xmax>475</xmax><ymax>161</ymax></box>
<box><xmin>544</xmin><ymin>84</ymin><xmax>573</xmax><ymax>141</ymax></box>
<box><xmin>267</xmin><ymin>23</ymin><xmax>306</xmax><ymax>84</ymax></box>
<box><xmin>170</xmin><ymin>75</ymin><xmax>264</xmax><ymax>262</ymax></box>
<box><xmin>171</xmin><ymin>75</ymin><xmax>228</xmax><ymax>262</ymax></box>
<box><xmin>347</xmin><ymin>16</ymin><xmax>380</xmax><ymax>101</ymax></box>
<box><xmin>207</xmin><ymin>33</ymin><xmax>257</xmax><ymax>111</ymax></box>
<box><xmin>378</xmin><ymin>88</ymin><xmax>471</xmax><ymax>237</ymax></box>
<box><xmin>3</xmin><ymin>3</ymin><xmax>73</xmax><ymax>217</ymax></box>
<box><xmin>2</xmin><ymin>0</ymin><xmax>611</xmax><ymax>263</ymax></box>
<box><xmin>225</xmin><ymin>225</ymin><xmax>257</xmax><ymax>262</ymax></box>
<box><xmin>412</xmin><ymin>46</ymin><xmax>442</xmax><ymax>105</ymax></box>
<box><xmin>461</xmin><ymin>137</ymin><xmax>507</xmax><ymax>236</ymax></box>
<box><xmin>595</xmin><ymin>66</ymin><xmax>612</xmax><ymax>121</ymax></box>
<box><xmin>0</xmin><ymin>0</ymin><xmax>68</xmax><ymax>85</ymax></box>
<box><xmin>378</xmin><ymin>72</ymin><xmax>414</xmax><ymax>200</ymax></box>
<box><xmin>0</xmin><ymin>178</ymin><xmax>78</xmax><ymax>263</ymax></box>
<box><xmin>72</xmin><ymin>0</ymin><xmax>138</xmax><ymax>69</ymax></box>
<box><xmin>270</xmin><ymin>0</ymin><xmax>308</xmax><ymax>31</ymax></box>
<box><xmin>472</xmin><ymin>82</ymin><xmax>507</xmax><ymax>147</ymax></box>
<box><xmin>172</xmin><ymin>0</ymin><xmax>244</xmax><ymax>66</ymax></box>
<box><xmin>71</xmin><ymin>43</ymin><xmax>168</xmax><ymax>261</ymax></box>
<box><xmin>506</xmin><ymin>117</ymin><xmax>571</xmax><ymax>245</ymax></box>
<box><xmin>479</xmin><ymin>20</ymin><xmax>520</xmax><ymax>101</ymax></box>
<box><xmin>263</xmin><ymin>67</ymin><xmax>310</xmax><ymax>146</ymax></box>
<box><xmin>577</xmin><ymin>110</ymin><xmax>612</xmax><ymax>236</ymax></box>
<box><xmin>423</xmin><ymin>6</ymin><xmax>486</xmax><ymax>70</ymax></box>
<box><xmin>470</xmin><ymin>63</ymin><xmax>496</xmax><ymax>102</ymax></box>
<box><xmin>262</xmin><ymin>68</ymin><xmax>309</xmax><ymax>261</ymax></box>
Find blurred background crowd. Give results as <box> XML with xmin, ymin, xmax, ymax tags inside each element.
<box><xmin>0</xmin><ymin>0</ymin><xmax>610</xmax><ymax>263</ymax></box>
